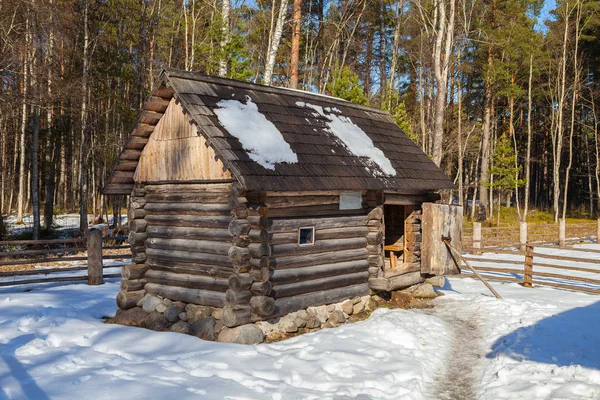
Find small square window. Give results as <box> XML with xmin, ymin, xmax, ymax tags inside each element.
<box><xmin>298</xmin><ymin>226</ymin><xmax>315</xmax><ymax>245</ymax></box>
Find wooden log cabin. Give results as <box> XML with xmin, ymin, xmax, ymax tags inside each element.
<box><xmin>105</xmin><ymin>69</ymin><xmax>460</xmax><ymax>328</ymax></box>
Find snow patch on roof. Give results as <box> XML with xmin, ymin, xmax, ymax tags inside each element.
<box><xmin>296</xmin><ymin>101</ymin><xmax>397</xmax><ymax>176</ymax></box>
<box><xmin>214</xmin><ymin>96</ymin><xmax>298</xmax><ymax>170</ymax></box>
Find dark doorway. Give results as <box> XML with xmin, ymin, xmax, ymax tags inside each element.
<box><xmin>383</xmin><ymin>205</ymin><xmax>405</xmax><ymax>269</ymax></box>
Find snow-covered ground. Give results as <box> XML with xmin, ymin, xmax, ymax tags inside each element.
<box><xmin>3</xmin><ymin>214</ymin><xmax>127</xmax><ymax>237</ymax></box>
<box><xmin>0</xmin><ymin>247</ymin><xmax>599</xmax><ymax>399</ymax></box>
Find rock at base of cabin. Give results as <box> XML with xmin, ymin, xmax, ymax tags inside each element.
<box><xmin>327</xmin><ymin>310</ymin><xmax>345</xmax><ymax>326</ymax></box>
<box><xmin>366</xmin><ymin>297</ymin><xmax>378</xmax><ymax>311</ymax></box>
<box><xmin>186</xmin><ymin>304</ymin><xmax>213</xmax><ymax>324</ymax></box>
<box><xmin>307</xmin><ymin>305</ymin><xmax>329</xmax><ymax>323</ymax></box>
<box><xmin>179</xmin><ymin>312</ymin><xmax>188</xmax><ymax>321</ymax></box>
<box><xmin>218</xmin><ymin>324</ymin><xmax>265</xmax><ymax>344</ymax></box>
<box><xmin>170</xmin><ymin>321</ymin><xmax>191</xmax><ymax>334</ymax></box>
<box><xmin>390</xmin><ymin>291</ymin><xmax>412</xmax><ymax>307</ymax></box>
<box><xmin>412</xmin><ymin>283</ymin><xmax>437</xmax><ymax>299</ymax></box>
<box><xmin>425</xmin><ymin>276</ymin><xmax>446</xmax><ymax>288</ymax></box>
<box><xmin>296</xmin><ymin>310</ymin><xmax>309</xmax><ymax>320</ymax></box>
<box><xmin>352</xmin><ymin>297</ymin><xmax>361</xmax><ymax>305</ymax></box>
<box><xmin>162</xmin><ymin>298</ymin><xmax>173</xmax><ymax>307</ymax></box>
<box><xmin>326</xmin><ymin>304</ymin><xmax>336</xmax><ymax>312</ymax></box>
<box><xmin>155</xmin><ymin>303</ymin><xmax>167</xmax><ymax>313</ymax></box>
<box><xmin>211</xmin><ymin>308</ymin><xmax>223</xmax><ymax>320</ymax></box>
<box><xmin>142</xmin><ymin>295</ymin><xmax>162</xmax><ymax>313</ymax></box>
<box><xmin>305</xmin><ymin>316</ymin><xmax>321</xmax><ymax>329</ymax></box>
<box><xmin>353</xmin><ymin>303</ymin><xmax>365</xmax><ymax>315</ymax></box>
<box><xmin>164</xmin><ymin>306</ymin><xmax>181</xmax><ymax>323</ymax></box>
<box><xmin>282</xmin><ymin>318</ymin><xmax>298</xmax><ymax>333</ymax></box>
<box><xmin>113</xmin><ymin>307</ymin><xmax>147</xmax><ymax>327</ymax></box>
<box><xmin>294</xmin><ymin>316</ymin><xmax>306</xmax><ymax>329</ymax></box>
<box><xmin>341</xmin><ymin>300</ymin><xmax>354</xmax><ymax>315</ymax></box>
<box><xmin>145</xmin><ymin>311</ymin><xmax>171</xmax><ymax>331</ymax></box>
<box><xmin>191</xmin><ymin>317</ymin><xmax>218</xmax><ymax>341</ymax></box>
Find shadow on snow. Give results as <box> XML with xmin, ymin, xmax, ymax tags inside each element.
<box><xmin>486</xmin><ymin>300</ymin><xmax>600</xmax><ymax>370</ymax></box>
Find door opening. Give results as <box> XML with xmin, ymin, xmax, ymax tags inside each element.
<box><xmin>383</xmin><ymin>205</ymin><xmax>405</xmax><ymax>270</ymax></box>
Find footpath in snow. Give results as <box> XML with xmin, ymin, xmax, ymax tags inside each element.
<box><xmin>1</xmin><ymin>258</ymin><xmax>600</xmax><ymax>398</ymax></box>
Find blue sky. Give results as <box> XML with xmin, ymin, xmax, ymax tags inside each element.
<box><xmin>536</xmin><ymin>0</ymin><xmax>557</xmax><ymax>32</ymax></box>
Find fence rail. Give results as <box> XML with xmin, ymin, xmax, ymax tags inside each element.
<box><xmin>459</xmin><ymin>245</ymin><xmax>600</xmax><ymax>295</ymax></box>
<box><xmin>462</xmin><ymin>219</ymin><xmax>599</xmax><ymax>253</ymax></box>
<box><xmin>0</xmin><ymin>229</ymin><xmax>130</xmax><ymax>287</ymax></box>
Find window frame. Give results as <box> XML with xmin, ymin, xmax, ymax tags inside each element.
<box><xmin>297</xmin><ymin>226</ymin><xmax>316</xmax><ymax>246</ymax></box>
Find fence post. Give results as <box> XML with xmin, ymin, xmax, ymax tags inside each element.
<box><xmin>87</xmin><ymin>229</ymin><xmax>103</xmax><ymax>285</ymax></box>
<box><xmin>519</xmin><ymin>221</ymin><xmax>528</xmax><ymax>252</ymax></box>
<box><xmin>559</xmin><ymin>218</ymin><xmax>566</xmax><ymax>248</ymax></box>
<box><xmin>473</xmin><ymin>222</ymin><xmax>482</xmax><ymax>255</ymax></box>
<box><xmin>597</xmin><ymin>219</ymin><xmax>600</xmax><ymax>244</ymax></box>
<box><xmin>524</xmin><ymin>244</ymin><xmax>533</xmax><ymax>288</ymax></box>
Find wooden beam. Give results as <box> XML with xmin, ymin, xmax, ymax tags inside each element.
<box><xmin>132</xmin><ymin>123</ymin><xmax>155</xmax><ymax>138</ymax></box>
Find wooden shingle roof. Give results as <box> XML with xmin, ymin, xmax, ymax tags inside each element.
<box><xmin>105</xmin><ymin>69</ymin><xmax>454</xmax><ymax>195</ymax></box>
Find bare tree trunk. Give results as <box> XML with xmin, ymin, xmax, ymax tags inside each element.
<box><xmin>378</xmin><ymin>0</ymin><xmax>387</xmax><ymax>101</ymax></box>
<box><xmin>17</xmin><ymin>15</ymin><xmax>30</xmax><ymax>224</ymax></box>
<box><xmin>524</xmin><ymin>53</ymin><xmax>533</xmax><ymax>221</ymax></box>
<box><xmin>263</xmin><ymin>0</ymin><xmax>289</xmax><ymax>85</ymax></box>
<box><xmin>31</xmin><ymin>108</ymin><xmax>40</xmax><ymax>240</ymax></box>
<box><xmin>457</xmin><ymin>47</ymin><xmax>464</xmax><ymax>206</ymax></box>
<box><xmin>218</xmin><ymin>0</ymin><xmax>231</xmax><ymax>77</ymax></box>
<box><xmin>289</xmin><ymin>0</ymin><xmax>302</xmax><ymax>88</ymax></box>
<box><xmin>562</xmin><ymin>1</ymin><xmax>581</xmax><ymax>220</ymax></box>
<box><xmin>79</xmin><ymin>0</ymin><xmax>90</xmax><ymax>235</ymax></box>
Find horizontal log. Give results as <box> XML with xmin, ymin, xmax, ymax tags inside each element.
<box><xmin>271</xmin><ymin>271</ymin><xmax>369</xmax><ymax>299</ymax></box>
<box><xmin>144</xmin><ymin>203</ymin><xmax>231</xmax><ymax>216</ymax></box>
<box><xmin>132</xmin><ymin>252</ymin><xmax>147</xmax><ymax>264</ymax></box>
<box><xmin>222</xmin><ymin>305</ymin><xmax>252</xmax><ymax>327</ymax></box>
<box><xmin>249</xmin><ymin>267</ymin><xmax>270</xmax><ymax>282</ymax></box>
<box><xmin>145</xmin><ymin>215</ymin><xmax>231</xmax><ymax>229</ymax></box>
<box><xmin>233</xmin><ymin>235</ymin><xmax>250</xmax><ymax>247</ymax></box>
<box><xmin>265</xmin><ymin>190</ymin><xmax>356</xmax><ymax>197</ymax></box>
<box><xmin>268</xmin><ymin>215</ymin><xmax>369</xmax><ymax>232</ymax></box>
<box><xmin>116</xmin><ymin>290</ymin><xmax>145</xmax><ymax>310</ymax></box>
<box><xmin>271</xmin><ymin>260</ymin><xmax>369</xmax><ymax>285</ymax></box>
<box><xmin>130</xmin><ymin>208</ymin><xmax>147</xmax><ymax>219</ymax></box>
<box><xmin>368</xmin><ymin>270</ymin><xmax>424</xmax><ymax>292</ymax></box>
<box><xmin>131</xmin><ymin>198</ymin><xmax>146</xmax><ymax>209</ymax></box>
<box><xmin>228</xmin><ymin>273</ymin><xmax>253</xmax><ymax>292</ymax></box>
<box><xmin>247</xmin><ymin>205</ymin><xmax>268</xmax><ymax>216</ymax></box>
<box><xmin>250</xmin><ymin>296</ymin><xmax>275</xmax><ymax>317</ymax></box>
<box><xmin>272</xmin><ymin>237</ymin><xmax>367</xmax><ymax>257</ymax></box>
<box><xmin>251</xmin><ymin>280</ymin><xmax>272</xmax><ymax>296</ymax></box>
<box><xmin>272</xmin><ymin>283</ymin><xmax>370</xmax><ymax>318</ymax></box>
<box><xmin>249</xmin><ymin>256</ymin><xmax>270</xmax><ymax>269</ymax></box>
<box><xmin>268</xmin><ymin>205</ymin><xmax>366</xmax><ymax>218</ymax></box>
<box><xmin>265</xmin><ymin>195</ymin><xmax>340</xmax><ymax>208</ymax></box>
<box><xmin>0</xmin><ymin>265</ymin><xmax>87</xmax><ymax>277</ymax></box>
<box><xmin>129</xmin><ymin>232</ymin><xmax>148</xmax><ymax>246</ymax></box>
<box><xmin>248</xmin><ymin>229</ymin><xmax>269</xmax><ymax>243</ymax></box>
<box><xmin>122</xmin><ymin>264</ymin><xmax>148</xmax><ymax>280</ymax></box>
<box><xmin>267</xmin><ymin>226</ymin><xmax>370</xmax><ymax>245</ymax></box>
<box><xmin>229</xmin><ymin>196</ymin><xmax>248</xmax><ymax>210</ymax></box>
<box><xmin>0</xmin><ymin>247</ymin><xmax>84</xmax><ymax>259</ymax></box>
<box><xmin>120</xmin><ymin>278</ymin><xmax>146</xmax><ymax>292</ymax></box>
<box><xmin>271</xmin><ymin>248</ymin><xmax>368</xmax><ymax>270</ymax></box>
<box><xmin>145</xmin><ymin>269</ymin><xmax>230</xmax><ymax>291</ymax></box>
<box><xmin>228</xmin><ymin>246</ymin><xmax>251</xmax><ymax>264</ymax></box>
<box><xmin>144</xmin><ymin>183</ymin><xmax>232</xmax><ymax>194</ymax></box>
<box><xmin>366</xmin><ymin>231</ymin><xmax>383</xmax><ymax>245</ymax></box>
<box><xmin>145</xmin><ymin>192</ymin><xmax>230</xmax><ymax>204</ymax></box>
<box><xmin>146</xmin><ymin>259</ymin><xmax>233</xmax><ymax>278</ymax></box>
<box><xmin>144</xmin><ymin>282</ymin><xmax>226</xmax><ymax>307</ymax></box>
<box><xmin>530</xmin><ymin>280</ymin><xmax>600</xmax><ymax>295</ymax></box>
<box><xmin>0</xmin><ymin>238</ymin><xmax>86</xmax><ymax>246</ymax></box>
<box><xmin>146</xmin><ymin>248</ymin><xmax>232</xmax><ymax>266</ymax></box>
<box><xmin>367</xmin><ymin>244</ymin><xmax>382</xmax><ymax>255</ymax></box>
<box><xmin>247</xmin><ymin>215</ymin><xmax>268</xmax><ymax>230</ymax></box>
<box><xmin>225</xmin><ymin>289</ymin><xmax>252</xmax><ymax>305</ymax></box>
<box><xmin>367</xmin><ymin>207</ymin><xmax>383</xmax><ymax>220</ymax></box>
<box><xmin>249</xmin><ymin>242</ymin><xmax>272</xmax><ymax>258</ymax></box>
<box><xmin>147</xmin><ymin>226</ymin><xmax>232</xmax><ymax>242</ymax></box>
<box><xmin>146</xmin><ymin>237</ymin><xmax>230</xmax><ymax>255</ymax></box>
<box><xmin>228</xmin><ymin>219</ymin><xmax>251</xmax><ymax>236</ymax></box>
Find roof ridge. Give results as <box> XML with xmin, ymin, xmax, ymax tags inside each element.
<box><xmin>162</xmin><ymin>68</ymin><xmax>390</xmax><ymax>116</ymax></box>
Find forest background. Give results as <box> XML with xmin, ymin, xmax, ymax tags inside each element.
<box><xmin>0</xmin><ymin>0</ymin><xmax>599</xmax><ymax>238</ymax></box>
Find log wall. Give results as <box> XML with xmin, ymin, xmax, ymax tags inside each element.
<box><xmin>265</xmin><ymin>191</ymin><xmax>379</xmax><ymax>317</ymax></box>
<box><xmin>117</xmin><ymin>183</ymin><xmax>237</xmax><ymax>311</ymax></box>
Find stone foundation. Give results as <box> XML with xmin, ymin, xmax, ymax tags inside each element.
<box><xmin>110</xmin><ymin>278</ymin><xmax>445</xmax><ymax>344</ymax></box>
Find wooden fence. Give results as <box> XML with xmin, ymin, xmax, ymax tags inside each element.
<box><xmin>459</xmin><ymin>245</ymin><xmax>600</xmax><ymax>295</ymax></box>
<box><xmin>462</xmin><ymin>219</ymin><xmax>599</xmax><ymax>253</ymax></box>
<box><xmin>0</xmin><ymin>229</ymin><xmax>131</xmax><ymax>287</ymax></box>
